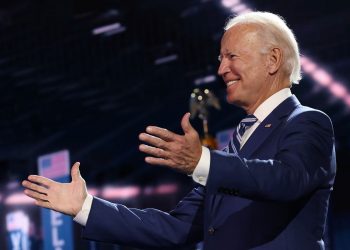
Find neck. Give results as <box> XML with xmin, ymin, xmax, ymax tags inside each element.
<box><xmin>245</xmin><ymin>77</ymin><xmax>290</xmax><ymax>114</ymax></box>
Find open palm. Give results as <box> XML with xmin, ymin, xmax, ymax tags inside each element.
<box><xmin>22</xmin><ymin>162</ymin><xmax>87</xmax><ymax>216</ymax></box>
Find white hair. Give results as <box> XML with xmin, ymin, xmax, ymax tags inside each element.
<box><xmin>225</xmin><ymin>12</ymin><xmax>302</xmax><ymax>84</ymax></box>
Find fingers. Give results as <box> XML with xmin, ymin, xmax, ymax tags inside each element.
<box><xmin>27</xmin><ymin>175</ymin><xmax>54</xmax><ymax>188</ymax></box>
<box><xmin>144</xmin><ymin>126</ymin><xmax>177</xmax><ymax>142</ymax></box>
<box><xmin>139</xmin><ymin>133</ymin><xmax>167</xmax><ymax>149</ymax></box>
<box><xmin>139</xmin><ymin>117</ymin><xmax>199</xmax><ymax>171</ymax></box>
<box><xmin>181</xmin><ymin>112</ymin><xmax>193</xmax><ymax>134</ymax></box>
<box><xmin>144</xmin><ymin>157</ymin><xmax>174</xmax><ymax>166</ymax></box>
<box><xmin>71</xmin><ymin>162</ymin><xmax>81</xmax><ymax>182</ymax></box>
<box><xmin>22</xmin><ymin>180</ymin><xmax>48</xmax><ymax>195</ymax></box>
<box><xmin>139</xmin><ymin>144</ymin><xmax>170</xmax><ymax>159</ymax></box>
<box><xmin>35</xmin><ymin>200</ymin><xmax>52</xmax><ymax>209</ymax></box>
<box><xmin>23</xmin><ymin>189</ymin><xmax>48</xmax><ymax>201</ymax></box>
<box><xmin>22</xmin><ymin>175</ymin><xmax>53</xmax><ymax>206</ymax></box>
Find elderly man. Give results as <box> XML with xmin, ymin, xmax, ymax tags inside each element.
<box><xmin>23</xmin><ymin>12</ymin><xmax>336</xmax><ymax>250</ymax></box>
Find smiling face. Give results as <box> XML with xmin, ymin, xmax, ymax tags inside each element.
<box><xmin>218</xmin><ymin>24</ymin><xmax>286</xmax><ymax>114</ymax></box>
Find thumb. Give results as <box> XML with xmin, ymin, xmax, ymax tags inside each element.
<box><xmin>181</xmin><ymin>112</ymin><xmax>195</xmax><ymax>134</ymax></box>
<box><xmin>71</xmin><ymin>162</ymin><xmax>81</xmax><ymax>182</ymax></box>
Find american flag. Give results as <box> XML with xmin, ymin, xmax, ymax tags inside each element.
<box><xmin>38</xmin><ymin>150</ymin><xmax>70</xmax><ymax>179</ymax></box>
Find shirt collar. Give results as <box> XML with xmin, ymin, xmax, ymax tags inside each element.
<box><xmin>254</xmin><ymin>88</ymin><xmax>292</xmax><ymax>122</ymax></box>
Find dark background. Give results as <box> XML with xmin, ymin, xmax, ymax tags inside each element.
<box><xmin>0</xmin><ymin>0</ymin><xmax>349</xmax><ymax>249</ymax></box>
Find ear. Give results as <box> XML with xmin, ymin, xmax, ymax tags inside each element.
<box><xmin>266</xmin><ymin>47</ymin><xmax>283</xmax><ymax>75</ymax></box>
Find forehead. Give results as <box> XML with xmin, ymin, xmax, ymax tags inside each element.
<box><xmin>220</xmin><ymin>23</ymin><xmax>261</xmax><ymax>52</ymax></box>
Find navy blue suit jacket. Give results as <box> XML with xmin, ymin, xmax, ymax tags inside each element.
<box><xmin>82</xmin><ymin>95</ymin><xmax>336</xmax><ymax>250</ymax></box>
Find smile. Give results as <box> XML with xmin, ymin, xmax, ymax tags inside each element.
<box><xmin>226</xmin><ymin>80</ymin><xmax>238</xmax><ymax>87</ymax></box>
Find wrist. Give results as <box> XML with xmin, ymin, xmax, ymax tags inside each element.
<box><xmin>73</xmin><ymin>192</ymin><xmax>88</xmax><ymax>216</ymax></box>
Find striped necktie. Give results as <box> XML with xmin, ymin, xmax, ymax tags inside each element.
<box><xmin>235</xmin><ymin>114</ymin><xmax>258</xmax><ymax>146</ymax></box>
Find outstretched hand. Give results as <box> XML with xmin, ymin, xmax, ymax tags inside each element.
<box><xmin>22</xmin><ymin>162</ymin><xmax>88</xmax><ymax>217</ymax></box>
<box><xmin>139</xmin><ymin>112</ymin><xmax>202</xmax><ymax>174</ymax></box>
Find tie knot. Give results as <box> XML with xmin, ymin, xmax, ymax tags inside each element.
<box><xmin>236</xmin><ymin>114</ymin><xmax>258</xmax><ymax>144</ymax></box>
<box><xmin>240</xmin><ymin>114</ymin><xmax>258</xmax><ymax>128</ymax></box>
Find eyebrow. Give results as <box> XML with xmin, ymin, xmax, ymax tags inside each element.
<box><xmin>220</xmin><ymin>48</ymin><xmax>230</xmax><ymax>54</ymax></box>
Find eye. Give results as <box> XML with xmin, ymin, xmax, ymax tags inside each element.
<box><xmin>228</xmin><ymin>53</ymin><xmax>236</xmax><ymax>60</ymax></box>
<box><xmin>218</xmin><ymin>53</ymin><xmax>236</xmax><ymax>62</ymax></box>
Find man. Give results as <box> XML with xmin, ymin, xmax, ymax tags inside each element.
<box><xmin>22</xmin><ymin>12</ymin><xmax>336</xmax><ymax>249</ymax></box>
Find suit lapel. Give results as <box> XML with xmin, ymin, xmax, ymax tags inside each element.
<box><xmin>239</xmin><ymin>95</ymin><xmax>301</xmax><ymax>158</ymax></box>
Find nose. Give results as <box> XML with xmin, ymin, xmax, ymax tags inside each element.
<box><xmin>217</xmin><ymin>59</ymin><xmax>230</xmax><ymax>77</ymax></box>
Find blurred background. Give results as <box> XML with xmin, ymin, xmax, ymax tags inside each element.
<box><xmin>0</xmin><ymin>0</ymin><xmax>349</xmax><ymax>249</ymax></box>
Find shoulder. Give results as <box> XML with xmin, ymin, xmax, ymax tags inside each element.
<box><xmin>286</xmin><ymin>104</ymin><xmax>333</xmax><ymax>131</ymax></box>
<box><xmin>277</xmin><ymin>104</ymin><xmax>335</xmax><ymax>151</ymax></box>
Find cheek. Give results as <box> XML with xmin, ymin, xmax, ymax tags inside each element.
<box><xmin>242</xmin><ymin>67</ymin><xmax>265</xmax><ymax>87</ymax></box>
<box><xmin>228</xmin><ymin>61</ymin><xmax>242</xmax><ymax>74</ymax></box>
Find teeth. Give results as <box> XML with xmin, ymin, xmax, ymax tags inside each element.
<box><xmin>227</xmin><ymin>80</ymin><xmax>238</xmax><ymax>87</ymax></box>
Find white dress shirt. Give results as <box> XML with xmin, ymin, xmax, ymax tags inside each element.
<box><xmin>74</xmin><ymin>88</ymin><xmax>292</xmax><ymax>226</ymax></box>
<box><xmin>74</xmin><ymin>193</ymin><xmax>93</xmax><ymax>226</ymax></box>
<box><xmin>192</xmin><ymin>88</ymin><xmax>292</xmax><ymax>186</ymax></box>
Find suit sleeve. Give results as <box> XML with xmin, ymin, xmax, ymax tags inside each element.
<box><xmin>81</xmin><ymin>186</ymin><xmax>205</xmax><ymax>248</ymax></box>
<box><xmin>206</xmin><ymin>110</ymin><xmax>336</xmax><ymax>201</ymax></box>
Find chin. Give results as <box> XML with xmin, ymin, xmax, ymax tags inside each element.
<box><xmin>227</xmin><ymin>95</ymin><xmax>246</xmax><ymax>110</ymax></box>
<box><xmin>226</xmin><ymin>87</ymin><xmax>239</xmax><ymax>104</ymax></box>
<box><xmin>226</xmin><ymin>95</ymin><xmax>237</xmax><ymax>105</ymax></box>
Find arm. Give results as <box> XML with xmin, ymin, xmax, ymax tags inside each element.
<box><xmin>207</xmin><ymin>110</ymin><xmax>336</xmax><ymax>201</ymax></box>
<box><xmin>22</xmin><ymin>163</ymin><xmax>204</xmax><ymax>247</ymax></box>
<box><xmin>82</xmin><ymin>187</ymin><xmax>204</xmax><ymax>248</ymax></box>
<box><xmin>140</xmin><ymin>111</ymin><xmax>335</xmax><ymax>202</ymax></box>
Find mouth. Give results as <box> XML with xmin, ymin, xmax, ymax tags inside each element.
<box><xmin>226</xmin><ymin>80</ymin><xmax>239</xmax><ymax>88</ymax></box>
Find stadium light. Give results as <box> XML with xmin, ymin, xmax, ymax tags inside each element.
<box><xmin>92</xmin><ymin>22</ymin><xmax>126</xmax><ymax>36</ymax></box>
